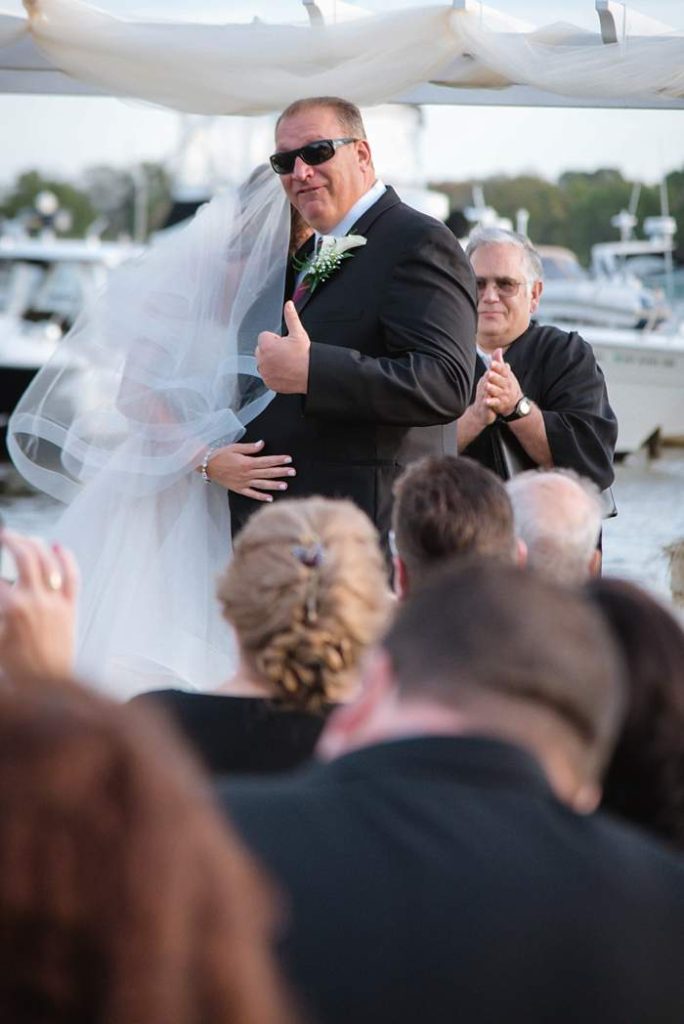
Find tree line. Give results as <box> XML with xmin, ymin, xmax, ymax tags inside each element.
<box><xmin>1</xmin><ymin>164</ymin><xmax>682</xmax><ymax>265</ymax></box>
<box><xmin>0</xmin><ymin>164</ymin><xmax>172</xmax><ymax>241</ymax></box>
<box><xmin>432</xmin><ymin>167</ymin><xmax>684</xmax><ymax>265</ymax></box>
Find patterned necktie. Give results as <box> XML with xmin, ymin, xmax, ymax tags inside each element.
<box><xmin>292</xmin><ymin>276</ymin><xmax>310</xmax><ymax>305</ymax></box>
<box><xmin>291</xmin><ymin>235</ymin><xmax>319</xmax><ymax>304</ymax></box>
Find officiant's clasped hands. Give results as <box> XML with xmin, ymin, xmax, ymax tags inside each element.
<box><xmin>256</xmin><ymin>300</ymin><xmax>311</xmax><ymax>394</ymax></box>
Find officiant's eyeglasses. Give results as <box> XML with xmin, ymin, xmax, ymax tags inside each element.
<box><xmin>475</xmin><ymin>276</ymin><xmax>525</xmax><ymax>297</ymax></box>
<box><xmin>269</xmin><ymin>138</ymin><xmax>358</xmax><ymax>175</ymax></box>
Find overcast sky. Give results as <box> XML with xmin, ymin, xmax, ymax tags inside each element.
<box><xmin>1</xmin><ymin>0</ymin><xmax>683</xmax><ymax>188</ymax></box>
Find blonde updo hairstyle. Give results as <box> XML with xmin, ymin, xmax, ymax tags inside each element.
<box><xmin>218</xmin><ymin>498</ymin><xmax>391</xmax><ymax>712</ymax></box>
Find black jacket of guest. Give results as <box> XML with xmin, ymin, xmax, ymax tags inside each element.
<box><xmin>463</xmin><ymin>322</ymin><xmax>617</xmax><ymax>489</ymax></box>
<box><xmin>230</xmin><ymin>187</ymin><xmax>477</xmax><ymax>537</ymax></box>
<box><xmin>132</xmin><ymin>689</ymin><xmax>328</xmax><ymax>776</ymax></box>
<box><xmin>220</xmin><ymin>736</ymin><xmax>684</xmax><ymax>1024</ymax></box>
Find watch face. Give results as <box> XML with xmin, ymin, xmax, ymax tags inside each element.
<box><xmin>518</xmin><ymin>397</ymin><xmax>531</xmax><ymax>416</ymax></box>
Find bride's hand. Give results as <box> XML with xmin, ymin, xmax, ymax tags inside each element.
<box><xmin>203</xmin><ymin>440</ymin><xmax>296</xmax><ymax>501</ymax></box>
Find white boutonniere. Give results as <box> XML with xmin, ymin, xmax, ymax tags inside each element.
<box><xmin>295</xmin><ymin>233</ymin><xmax>366</xmax><ymax>292</ymax></box>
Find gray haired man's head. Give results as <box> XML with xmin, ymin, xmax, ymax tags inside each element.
<box><xmin>466</xmin><ymin>227</ymin><xmax>543</xmax><ymax>287</ymax></box>
<box><xmin>506</xmin><ymin>469</ymin><xmax>602</xmax><ymax>585</ymax></box>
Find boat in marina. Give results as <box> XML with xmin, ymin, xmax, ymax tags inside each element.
<box><xmin>537</xmin><ymin>196</ymin><xmax>677</xmax><ymax>331</ymax></box>
<box><xmin>537</xmin><ymin>245</ymin><xmax>671</xmax><ymax>332</ymax></box>
<box><xmin>534</xmin><ymin>210</ymin><xmax>684</xmax><ymax>455</ymax></box>
<box><xmin>537</xmin><ymin>282</ymin><xmax>684</xmax><ymax>455</ymax></box>
<box><xmin>0</xmin><ymin>233</ymin><xmax>142</xmax><ymax>449</ymax></box>
<box><xmin>574</xmin><ymin>322</ymin><xmax>684</xmax><ymax>453</ymax></box>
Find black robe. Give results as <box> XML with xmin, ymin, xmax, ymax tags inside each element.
<box><xmin>462</xmin><ymin>321</ymin><xmax>618</xmax><ymax>490</ymax></box>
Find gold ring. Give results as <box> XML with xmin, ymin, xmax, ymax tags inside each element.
<box><xmin>47</xmin><ymin>571</ymin><xmax>62</xmax><ymax>591</ymax></box>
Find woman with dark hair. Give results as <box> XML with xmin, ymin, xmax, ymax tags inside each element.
<box><xmin>587</xmin><ymin>577</ymin><xmax>684</xmax><ymax>851</ymax></box>
<box><xmin>0</xmin><ymin>682</ymin><xmax>297</xmax><ymax>1024</ymax></box>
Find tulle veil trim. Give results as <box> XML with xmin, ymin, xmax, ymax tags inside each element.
<box><xmin>9</xmin><ymin>166</ymin><xmax>290</xmax><ymax>697</ymax></box>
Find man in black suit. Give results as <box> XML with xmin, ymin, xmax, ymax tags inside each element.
<box><xmin>207</xmin><ymin>97</ymin><xmax>477</xmax><ymax>539</ymax></box>
<box><xmin>219</xmin><ymin>563</ymin><xmax>684</xmax><ymax>1024</ymax></box>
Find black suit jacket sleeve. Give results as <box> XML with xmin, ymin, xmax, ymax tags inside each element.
<box><xmin>305</xmin><ymin>219</ymin><xmax>477</xmax><ymax>426</ymax></box>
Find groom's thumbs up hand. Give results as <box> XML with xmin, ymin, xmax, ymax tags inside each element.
<box><xmin>283</xmin><ymin>300</ymin><xmax>309</xmax><ymax>343</ymax></box>
<box><xmin>256</xmin><ymin>301</ymin><xmax>311</xmax><ymax>394</ymax></box>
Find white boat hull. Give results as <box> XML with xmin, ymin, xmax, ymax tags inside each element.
<box><xmin>580</xmin><ymin>325</ymin><xmax>684</xmax><ymax>453</ymax></box>
<box><xmin>539</xmin><ymin>280</ymin><xmax>663</xmax><ymax>331</ymax></box>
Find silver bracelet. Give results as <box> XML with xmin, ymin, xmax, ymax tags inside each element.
<box><xmin>200</xmin><ymin>446</ymin><xmax>217</xmax><ymax>484</ymax></box>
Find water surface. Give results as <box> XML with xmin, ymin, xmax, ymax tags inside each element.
<box><xmin>3</xmin><ymin>448</ymin><xmax>683</xmax><ymax>605</ymax></box>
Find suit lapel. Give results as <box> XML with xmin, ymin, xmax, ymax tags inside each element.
<box><xmin>295</xmin><ymin>187</ymin><xmax>401</xmax><ymax>316</ymax></box>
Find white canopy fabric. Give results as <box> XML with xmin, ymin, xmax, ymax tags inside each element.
<box><xmin>2</xmin><ymin>0</ymin><xmax>684</xmax><ymax>110</ymax></box>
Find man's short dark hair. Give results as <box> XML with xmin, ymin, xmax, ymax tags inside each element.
<box><xmin>392</xmin><ymin>456</ymin><xmax>517</xmax><ymax>585</ymax></box>
<box><xmin>276</xmin><ymin>97</ymin><xmax>367</xmax><ymax>140</ymax></box>
<box><xmin>382</xmin><ymin>562</ymin><xmax>625</xmax><ymax>777</ymax></box>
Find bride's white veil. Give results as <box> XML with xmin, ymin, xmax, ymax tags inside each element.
<box><xmin>8</xmin><ymin>165</ymin><xmax>290</xmax><ymax>698</ymax></box>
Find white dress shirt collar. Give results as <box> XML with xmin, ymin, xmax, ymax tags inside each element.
<box><xmin>316</xmin><ymin>179</ymin><xmax>386</xmax><ymax>245</ymax></box>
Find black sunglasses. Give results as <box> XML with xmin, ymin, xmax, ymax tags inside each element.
<box><xmin>269</xmin><ymin>137</ymin><xmax>358</xmax><ymax>175</ymax></box>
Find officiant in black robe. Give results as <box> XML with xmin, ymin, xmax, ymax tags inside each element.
<box><xmin>457</xmin><ymin>229</ymin><xmax>617</xmax><ymax>490</ymax></box>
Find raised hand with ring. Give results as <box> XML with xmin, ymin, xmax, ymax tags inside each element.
<box><xmin>0</xmin><ymin>528</ymin><xmax>80</xmax><ymax>683</ymax></box>
<box><xmin>47</xmin><ymin>570</ymin><xmax>63</xmax><ymax>592</ymax></box>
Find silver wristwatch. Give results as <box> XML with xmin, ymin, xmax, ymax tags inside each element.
<box><xmin>500</xmin><ymin>396</ymin><xmax>532</xmax><ymax>422</ymax></box>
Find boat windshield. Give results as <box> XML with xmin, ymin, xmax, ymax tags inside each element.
<box><xmin>541</xmin><ymin>253</ymin><xmax>587</xmax><ymax>281</ymax></box>
<box><xmin>0</xmin><ymin>258</ymin><xmax>101</xmax><ymax>327</ymax></box>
